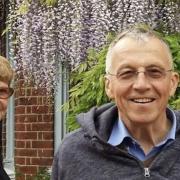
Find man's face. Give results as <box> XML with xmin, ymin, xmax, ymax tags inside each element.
<box><xmin>105</xmin><ymin>37</ymin><xmax>179</xmax><ymax>126</ymax></box>
<box><xmin>0</xmin><ymin>81</ymin><xmax>9</xmax><ymax>120</ymax></box>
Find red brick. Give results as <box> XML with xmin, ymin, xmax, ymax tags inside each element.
<box><xmin>43</xmin><ymin>97</ymin><xmax>49</xmax><ymax>104</ymax></box>
<box><xmin>38</xmin><ymin>149</ymin><xmax>53</xmax><ymax>157</ymax></box>
<box><xmin>16</xmin><ymin>124</ymin><xmax>26</xmax><ymax>131</ymax></box>
<box><xmin>15</xmin><ymin>106</ymin><xmax>26</xmax><ymax>114</ymax></box>
<box><xmin>31</xmin><ymin>106</ymin><xmax>49</xmax><ymax>114</ymax></box>
<box><xmin>32</xmin><ymin>122</ymin><xmax>53</xmax><ymax>131</ymax></box>
<box><xmin>18</xmin><ymin>97</ymin><xmax>28</xmax><ymax>105</ymax></box>
<box><xmin>17</xmin><ymin>165</ymin><xmax>37</xmax><ymax>174</ymax></box>
<box><xmin>15</xmin><ymin>157</ymin><xmax>26</xmax><ymax>165</ymax></box>
<box><xmin>15</xmin><ymin>141</ymin><xmax>26</xmax><ymax>148</ymax></box>
<box><xmin>42</xmin><ymin>132</ymin><xmax>53</xmax><ymax>140</ymax></box>
<box><xmin>26</xmin><ymin>106</ymin><xmax>32</xmax><ymax>113</ymax></box>
<box><xmin>25</xmin><ymin>123</ymin><xmax>31</xmax><ymax>131</ymax></box>
<box><xmin>16</xmin><ymin>132</ymin><xmax>37</xmax><ymax>140</ymax></box>
<box><xmin>16</xmin><ymin>149</ymin><xmax>37</xmax><ymax>157</ymax></box>
<box><xmin>42</xmin><ymin>114</ymin><xmax>53</xmax><ymax>122</ymax></box>
<box><xmin>15</xmin><ymin>115</ymin><xmax>27</xmax><ymax>123</ymax></box>
<box><xmin>38</xmin><ymin>132</ymin><xmax>43</xmax><ymax>140</ymax></box>
<box><xmin>32</xmin><ymin>140</ymin><xmax>53</xmax><ymax>148</ymax></box>
<box><xmin>37</xmin><ymin>97</ymin><xmax>43</xmax><ymax>105</ymax></box>
<box><xmin>25</xmin><ymin>141</ymin><xmax>31</xmax><ymax>148</ymax></box>
<box><xmin>25</xmin><ymin>158</ymin><xmax>31</xmax><ymax>165</ymax></box>
<box><xmin>31</xmin><ymin>157</ymin><xmax>53</xmax><ymax>166</ymax></box>
<box><xmin>27</xmin><ymin>97</ymin><xmax>38</xmax><ymax>105</ymax></box>
<box><xmin>37</xmin><ymin>115</ymin><xmax>43</xmax><ymax>122</ymax></box>
<box><xmin>24</xmin><ymin>115</ymin><xmax>38</xmax><ymax>123</ymax></box>
<box><xmin>31</xmin><ymin>88</ymin><xmax>47</xmax><ymax>96</ymax></box>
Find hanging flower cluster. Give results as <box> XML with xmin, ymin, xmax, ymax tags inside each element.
<box><xmin>8</xmin><ymin>0</ymin><xmax>179</xmax><ymax>90</ymax></box>
<box><xmin>157</xmin><ymin>1</ymin><xmax>179</xmax><ymax>33</ymax></box>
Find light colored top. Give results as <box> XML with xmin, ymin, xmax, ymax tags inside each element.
<box><xmin>108</xmin><ymin>108</ymin><xmax>176</xmax><ymax>161</ymax></box>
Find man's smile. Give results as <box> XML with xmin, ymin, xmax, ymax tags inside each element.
<box><xmin>130</xmin><ymin>98</ymin><xmax>155</xmax><ymax>104</ymax></box>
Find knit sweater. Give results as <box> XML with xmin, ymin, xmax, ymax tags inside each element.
<box><xmin>51</xmin><ymin>103</ymin><xmax>180</xmax><ymax>180</ymax></box>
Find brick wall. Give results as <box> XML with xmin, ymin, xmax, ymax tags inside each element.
<box><xmin>15</xmin><ymin>77</ymin><xmax>54</xmax><ymax>179</ymax></box>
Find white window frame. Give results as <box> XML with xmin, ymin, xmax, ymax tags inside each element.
<box><xmin>54</xmin><ymin>63</ymin><xmax>69</xmax><ymax>153</ymax></box>
<box><xmin>3</xmin><ymin>30</ymin><xmax>15</xmax><ymax>179</ymax></box>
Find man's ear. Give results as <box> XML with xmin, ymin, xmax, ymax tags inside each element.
<box><xmin>105</xmin><ymin>76</ymin><xmax>114</xmax><ymax>99</ymax></box>
<box><xmin>169</xmin><ymin>72</ymin><xmax>179</xmax><ymax>96</ymax></box>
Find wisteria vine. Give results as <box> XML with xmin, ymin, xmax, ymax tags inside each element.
<box><xmin>8</xmin><ymin>0</ymin><xmax>180</xmax><ymax>90</ymax></box>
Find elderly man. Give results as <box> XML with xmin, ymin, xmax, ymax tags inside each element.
<box><xmin>0</xmin><ymin>56</ymin><xmax>14</xmax><ymax>180</ymax></box>
<box><xmin>51</xmin><ymin>26</ymin><xmax>180</xmax><ymax>180</ymax></box>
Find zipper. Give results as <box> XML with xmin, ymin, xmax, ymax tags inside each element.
<box><xmin>111</xmin><ymin>147</ymin><xmax>151</xmax><ymax>178</ymax></box>
<box><xmin>103</xmin><ymin>144</ymin><xmax>152</xmax><ymax>178</ymax></box>
<box><xmin>144</xmin><ymin>167</ymin><xmax>150</xmax><ymax>177</ymax></box>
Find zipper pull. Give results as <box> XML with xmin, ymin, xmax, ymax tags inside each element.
<box><xmin>144</xmin><ymin>168</ymin><xmax>150</xmax><ymax>177</ymax></box>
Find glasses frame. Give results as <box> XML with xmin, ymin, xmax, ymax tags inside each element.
<box><xmin>107</xmin><ymin>68</ymin><xmax>173</xmax><ymax>83</ymax></box>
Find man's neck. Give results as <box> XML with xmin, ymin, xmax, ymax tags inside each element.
<box><xmin>123</xmin><ymin>116</ymin><xmax>172</xmax><ymax>154</ymax></box>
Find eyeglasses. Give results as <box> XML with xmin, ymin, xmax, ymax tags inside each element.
<box><xmin>0</xmin><ymin>87</ymin><xmax>14</xmax><ymax>99</ymax></box>
<box><xmin>107</xmin><ymin>67</ymin><xmax>172</xmax><ymax>83</ymax></box>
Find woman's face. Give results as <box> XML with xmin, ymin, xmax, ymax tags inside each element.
<box><xmin>0</xmin><ymin>81</ymin><xmax>9</xmax><ymax>120</ymax></box>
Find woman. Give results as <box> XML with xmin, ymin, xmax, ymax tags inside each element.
<box><xmin>0</xmin><ymin>56</ymin><xmax>14</xmax><ymax>180</ymax></box>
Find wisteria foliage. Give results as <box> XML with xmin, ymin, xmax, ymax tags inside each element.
<box><xmin>8</xmin><ymin>0</ymin><xmax>179</xmax><ymax>90</ymax></box>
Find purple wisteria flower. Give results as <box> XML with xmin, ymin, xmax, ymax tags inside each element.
<box><xmin>8</xmin><ymin>0</ymin><xmax>179</xmax><ymax>91</ymax></box>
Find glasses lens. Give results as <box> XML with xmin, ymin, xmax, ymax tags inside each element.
<box><xmin>146</xmin><ymin>68</ymin><xmax>165</xmax><ymax>79</ymax></box>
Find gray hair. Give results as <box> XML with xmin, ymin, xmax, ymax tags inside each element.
<box><xmin>105</xmin><ymin>26</ymin><xmax>173</xmax><ymax>73</ymax></box>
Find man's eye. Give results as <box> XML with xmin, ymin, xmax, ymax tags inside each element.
<box><xmin>118</xmin><ymin>70</ymin><xmax>135</xmax><ymax>79</ymax></box>
<box><xmin>147</xmin><ymin>69</ymin><xmax>163</xmax><ymax>78</ymax></box>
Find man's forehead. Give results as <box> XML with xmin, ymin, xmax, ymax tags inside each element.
<box><xmin>113</xmin><ymin>37</ymin><xmax>170</xmax><ymax>58</ymax></box>
<box><xmin>109</xmin><ymin>36</ymin><xmax>172</xmax><ymax>70</ymax></box>
<box><xmin>113</xmin><ymin>36</ymin><xmax>164</xmax><ymax>51</ymax></box>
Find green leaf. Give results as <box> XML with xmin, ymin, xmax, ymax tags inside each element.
<box><xmin>1</xmin><ymin>25</ymin><xmax>10</xmax><ymax>36</ymax></box>
<box><xmin>16</xmin><ymin>0</ymin><xmax>29</xmax><ymax>15</ymax></box>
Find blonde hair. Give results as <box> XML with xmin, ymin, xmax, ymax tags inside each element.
<box><xmin>0</xmin><ymin>56</ymin><xmax>14</xmax><ymax>85</ymax></box>
<box><xmin>106</xmin><ymin>25</ymin><xmax>173</xmax><ymax>73</ymax></box>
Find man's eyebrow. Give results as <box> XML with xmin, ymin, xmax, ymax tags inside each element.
<box><xmin>145</xmin><ymin>64</ymin><xmax>165</xmax><ymax>69</ymax></box>
<box><xmin>116</xmin><ymin>65</ymin><xmax>136</xmax><ymax>73</ymax></box>
<box><xmin>116</xmin><ymin>64</ymin><xmax>135</xmax><ymax>69</ymax></box>
<box><xmin>116</xmin><ymin>64</ymin><xmax>166</xmax><ymax>72</ymax></box>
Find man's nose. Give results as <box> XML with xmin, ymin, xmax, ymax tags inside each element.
<box><xmin>132</xmin><ymin>71</ymin><xmax>151</xmax><ymax>91</ymax></box>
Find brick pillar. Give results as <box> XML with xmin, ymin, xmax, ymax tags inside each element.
<box><xmin>15</xmin><ymin>78</ymin><xmax>54</xmax><ymax>180</ymax></box>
